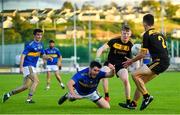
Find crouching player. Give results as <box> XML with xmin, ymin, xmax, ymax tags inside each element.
<box><xmin>58</xmin><ymin>61</ymin><xmax>115</xmax><ymax>109</ymax></box>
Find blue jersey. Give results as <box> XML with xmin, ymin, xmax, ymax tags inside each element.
<box><xmin>22</xmin><ymin>40</ymin><xmax>45</xmax><ymax>67</ymax></box>
<box><xmin>45</xmin><ymin>47</ymin><xmax>61</xmax><ymax>65</ymax></box>
<box><xmin>143</xmin><ymin>53</ymin><xmax>151</xmax><ymax>65</ymax></box>
<box><xmin>72</xmin><ymin>68</ymin><xmax>106</xmax><ymax>95</ymax></box>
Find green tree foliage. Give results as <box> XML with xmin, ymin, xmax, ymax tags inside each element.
<box><xmin>42</xmin><ymin>30</ymin><xmax>56</xmax><ymax>47</ymax></box>
<box><xmin>141</xmin><ymin>0</ymin><xmax>160</xmax><ymax>9</ymax></box>
<box><xmin>61</xmin><ymin>1</ymin><xmax>74</xmax><ymax>11</ymax></box>
<box><xmin>13</xmin><ymin>13</ymin><xmax>33</xmax><ymax>42</ymax></box>
<box><xmin>165</xmin><ymin>1</ymin><xmax>178</xmax><ymax>19</ymax></box>
<box><xmin>3</xmin><ymin>29</ymin><xmax>22</xmax><ymax>44</ymax></box>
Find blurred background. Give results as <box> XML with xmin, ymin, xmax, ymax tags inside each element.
<box><xmin>0</xmin><ymin>0</ymin><xmax>179</xmax><ymax>72</ymax></box>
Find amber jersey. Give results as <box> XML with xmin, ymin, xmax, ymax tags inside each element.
<box><xmin>142</xmin><ymin>28</ymin><xmax>169</xmax><ymax>62</ymax></box>
<box><xmin>107</xmin><ymin>37</ymin><xmax>133</xmax><ymax>65</ymax></box>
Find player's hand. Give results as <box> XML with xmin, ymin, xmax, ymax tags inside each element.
<box><xmin>68</xmin><ymin>93</ymin><xmax>82</xmax><ymax>99</ymax></box>
<box><xmin>122</xmin><ymin>57</ymin><xmax>133</xmax><ymax>68</ymax></box>
<box><xmin>48</xmin><ymin>56</ymin><xmax>53</xmax><ymax>61</ymax></box>
<box><xmin>95</xmin><ymin>57</ymin><xmax>101</xmax><ymax>63</ymax></box>
<box><xmin>19</xmin><ymin>66</ymin><xmax>23</xmax><ymax>74</ymax></box>
<box><xmin>108</xmin><ymin>63</ymin><xmax>115</xmax><ymax>71</ymax></box>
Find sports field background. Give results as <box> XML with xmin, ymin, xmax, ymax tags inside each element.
<box><xmin>0</xmin><ymin>72</ymin><xmax>180</xmax><ymax>114</ymax></box>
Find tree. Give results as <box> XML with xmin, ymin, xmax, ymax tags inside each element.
<box><xmin>164</xmin><ymin>1</ymin><xmax>178</xmax><ymax>19</ymax></box>
<box><xmin>61</xmin><ymin>1</ymin><xmax>74</xmax><ymax>11</ymax></box>
<box><xmin>3</xmin><ymin>29</ymin><xmax>22</xmax><ymax>44</ymax></box>
<box><xmin>110</xmin><ymin>1</ymin><xmax>118</xmax><ymax>8</ymax></box>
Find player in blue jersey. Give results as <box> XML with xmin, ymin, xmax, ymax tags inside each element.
<box><xmin>44</xmin><ymin>40</ymin><xmax>65</xmax><ymax>90</ymax></box>
<box><xmin>2</xmin><ymin>29</ymin><xmax>52</xmax><ymax>103</ymax></box>
<box><xmin>58</xmin><ymin>61</ymin><xmax>115</xmax><ymax>109</ymax></box>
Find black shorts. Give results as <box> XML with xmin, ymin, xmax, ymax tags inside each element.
<box><xmin>147</xmin><ymin>59</ymin><xmax>170</xmax><ymax>75</ymax></box>
<box><xmin>104</xmin><ymin>61</ymin><xmax>124</xmax><ymax>76</ymax></box>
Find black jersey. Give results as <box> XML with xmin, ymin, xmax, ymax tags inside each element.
<box><xmin>142</xmin><ymin>28</ymin><xmax>169</xmax><ymax>62</ymax></box>
<box><xmin>107</xmin><ymin>37</ymin><xmax>133</xmax><ymax>65</ymax></box>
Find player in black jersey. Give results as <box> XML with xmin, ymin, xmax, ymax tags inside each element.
<box><xmin>96</xmin><ymin>24</ymin><xmax>133</xmax><ymax>105</ymax></box>
<box><xmin>122</xmin><ymin>14</ymin><xmax>170</xmax><ymax>110</ymax></box>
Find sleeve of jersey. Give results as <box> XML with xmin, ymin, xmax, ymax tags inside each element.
<box><xmin>98</xmin><ymin>71</ymin><xmax>106</xmax><ymax>79</ymax></box>
<box><xmin>72</xmin><ymin>73</ymin><xmax>81</xmax><ymax>84</ymax></box>
<box><xmin>41</xmin><ymin>44</ymin><xmax>45</xmax><ymax>55</ymax></box>
<box><xmin>22</xmin><ymin>44</ymin><xmax>31</xmax><ymax>55</ymax></box>
<box><xmin>142</xmin><ymin>34</ymin><xmax>149</xmax><ymax>51</ymax></box>
<box><xmin>107</xmin><ymin>39</ymin><xmax>114</xmax><ymax>47</ymax></box>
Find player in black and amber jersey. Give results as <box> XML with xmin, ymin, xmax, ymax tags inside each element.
<box><xmin>96</xmin><ymin>24</ymin><xmax>133</xmax><ymax>105</ymax></box>
<box><xmin>122</xmin><ymin>14</ymin><xmax>170</xmax><ymax>110</ymax></box>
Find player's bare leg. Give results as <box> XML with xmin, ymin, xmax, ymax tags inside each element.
<box><xmin>101</xmin><ymin>66</ymin><xmax>110</xmax><ymax>102</ymax></box>
<box><xmin>54</xmin><ymin>71</ymin><xmax>65</xmax><ymax>89</ymax></box>
<box><xmin>117</xmin><ymin>68</ymin><xmax>131</xmax><ymax>104</ymax></box>
<box><xmin>96</xmin><ymin>97</ymin><xmax>110</xmax><ymax>109</ymax></box>
<box><xmin>26</xmin><ymin>74</ymin><xmax>39</xmax><ymax>103</ymax></box>
<box><xmin>132</xmin><ymin>65</ymin><xmax>156</xmax><ymax>110</ymax></box>
<box><xmin>46</xmin><ymin>71</ymin><xmax>51</xmax><ymax>89</ymax></box>
<box><xmin>102</xmin><ymin>78</ymin><xmax>109</xmax><ymax>102</ymax></box>
<box><xmin>2</xmin><ymin>76</ymin><xmax>32</xmax><ymax>103</ymax></box>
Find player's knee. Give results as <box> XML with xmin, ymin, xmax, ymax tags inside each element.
<box><xmin>33</xmin><ymin>79</ymin><xmax>39</xmax><ymax>85</ymax></box>
<box><xmin>123</xmin><ymin>79</ymin><xmax>129</xmax><ymax>86</ymax></box>
<box><xmin>22</xmin><ymin>85</ymin><xmax>28</xmax><ymax>90</ymax></box>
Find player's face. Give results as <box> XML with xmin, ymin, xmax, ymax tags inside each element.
<box><xmin>34</xmin><ymin>32</ymin><xmax>43</xmax><ymax>42</ymax></box>
<box><xmin>90</xmin><ymin>67</ymin><xmax>100</xmax><ymax>78</ymax></box>
<box><xmin>49</xmin><ymin>42</ymin><xmax>55</xmax><ymax>48</ymax></box>
<box><xmin>121</xmin><ymin>30</ymin><xmax>131</xmax><ymax>43</ymax></box>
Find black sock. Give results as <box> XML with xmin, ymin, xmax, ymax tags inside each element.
<box><xmin>126</xmin><ymin>99</ymin><xmax>131</xmax><ymax>104</ymax></box>
<box><xmin>143</xmin><ymin>93</ymin><xmax>150</xmax><ymax>99</ymax></box>
<box><xmin>105</xmin><ymin>93</ymin><xmax>109</xmax><ymax>97</ymax></box>
<box><xmin>9</xmin><ymin>91</ymin><xmax>15</xmax><ymax>96</ymax></box>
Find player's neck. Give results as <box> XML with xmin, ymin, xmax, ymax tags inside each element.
<box><xmin>145</xmin><ymin>26</ymin><xmax>154</xmax><ymax>31</ymax></box>
<box><xmin>121</xmin><ymin>38</ymin><xmax>128</xmax><ymax>44</ymax></box>
<box><xmin>34</xmin><ymin>39</ymin><xmax>40</xmax><ymax>43</ymax></box>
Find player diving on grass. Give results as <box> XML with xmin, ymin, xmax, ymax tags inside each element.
<box><xmin>2</xmin><ymin>29</ymin><xmax>53</xmax><ymax>103</ymax></box>
<box><xmin>58</xmin><ymin>61</ymin><xmax>115</xmax><ymax>109</ymax></box>
<box><xmin>121</xmin><ymin>14</ymin><xmax>170</xmax><ymax>110</ymax></box>
<box><xmin>96</xmin><ymin>24</ymin><xmax>133</xmax><ymax>105</ymax></box>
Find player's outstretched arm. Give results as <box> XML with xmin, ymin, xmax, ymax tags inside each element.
<box><xmin>42</xmin><ymin>54</ymin><xmax>53</xmax><ymax>61</ymax></box>
<box><xmin>67</xmin><ymin>80</ymin><xmax>82</xmax><ymax>99</ymax></box>
<box><xmin>105</xmin><ymin>63</ymin><xmax>115</xmax><ymax>78</ymax></box>
<box><xmin>96</xmin><ymin>43</ymin><xmax>109</xmax><ymax>62</ymax></box>
<box><xmin>123</xmin><ymin>48</ymin><xmax>147</xmax><ymax>68</ymax></box>
<box><xmin>19</xmin><ymin>54</ymin><xmax>25</xmax><ymax>73</ymax></box>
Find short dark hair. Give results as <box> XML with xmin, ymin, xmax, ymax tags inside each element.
<box><xmin>143</xmin><ymin>14</ymin><xmax>154</xmax><ymax>26</ymax></box>
<box><xmin>49</xmin><ymin>40</ymin><xmax>55</xmax><ymax>43</ymax></box>
<box><xmin>121</xmin><ymin>24</ymin><xmax>130</xmax><ymax>31</ymax></box>
<box><xmin>90</xmin><ymin>61</ymin><xmax>102</xmax><ymax>69</ymax></box>
<box><xmin>33</xmin><ymin>29</ymin><xmax>43</xmax><ymax>35</ymax></box>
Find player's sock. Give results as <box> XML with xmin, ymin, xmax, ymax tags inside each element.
<box><xmin>143</xmin><ymin>93</ymin><xmax>150</xmax><ymax>99</ymax></box>
<box><xmin>105</xmin><ymin>93</ymin><xmax>110</xmax><ymax>102</ymax></box>
<box><xmin>105</xmin><ymin>93</ymin><xmax>109</xmax><ymax>97</ymax></box>
<box><xmin>126</xmin><ymin>99</ymin><xmax>131</xmax><ymax>104</ymax></box>
<box><xmin>9</xmin><ymin>90</ymin><xmax>16</xmax><ymax>96</ymax></box>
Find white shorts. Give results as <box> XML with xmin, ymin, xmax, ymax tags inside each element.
<box><xmin>68</xmin><ymin>90</ymin><xmax>102</xmax><ymax>102</ymax></box>
<box><xmin>23</xmin><ymin>66</ymin><xmax>37</xmax><ymax>77</ymax></box>
<box><xmin>46</xmin><ymin>65</ymin><xmax>58</xmax><ymax>72</ymax></box>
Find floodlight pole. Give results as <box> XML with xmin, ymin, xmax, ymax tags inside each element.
<box><xmin>1</xmin><ymin>0</ymin><xmax>5</xmax><ymax>65</ymax></box>
<box><xmin>73</xmin><ymin>2</ymin><xmax>77</xmax><ymax>66</ymax></box>
<box><xmin>160</xmin><ymin>0</ymin><xmax>165</xmax><ymax>35</ymax></box>
<box><xmin>88</xmin><ymin>10</ymin><xmax>92</xmax><ymax>63</ymax></box>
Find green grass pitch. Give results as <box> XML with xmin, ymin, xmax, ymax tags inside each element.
<box><xmin>0</xmin><ymin>71</ymin><xmax>180</xmax><ymax>114</ymax></box>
